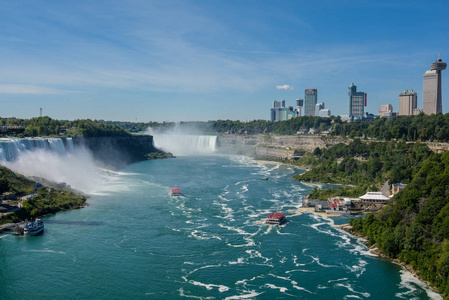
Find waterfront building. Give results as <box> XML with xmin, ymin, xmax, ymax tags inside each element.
<box><xmin>399</xmin><ymin>90</ymin><xmax>417</xmax><ymax>116</ymax></box>
<box><xmin>423</xmin><ymin>57</ymin><xmax>447</xmax><ymax>114</ymax></box>
<box><xmin>378</xmin><ymin>104</ymin><xmax>393</xmax><ymax>117</ymax></box>
<box><xmin>348</xmin><ymin>83</ymin><xmax>366</xmax><ymax>120</ymax></box>
<box><xmin>359</xmin><ymin>192</ymin><xmax>390</xmax><ymax>204</ymax></box>
<box><xmin>304</xmin><ymin>89</ymin><xmax>317</xmax><ymax>116</ymax></box>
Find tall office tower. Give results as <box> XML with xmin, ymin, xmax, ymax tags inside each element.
<box><xmin>399</xmin><ymin>90</ymin><xmax>417</xmax><ymax>116</ymax></box>
<box><xmin>296</xmin><ymin>99</ymin><xmax>304</xmax><ymax>117</ymax></box>
<box><xmin>348</xmin><ymin>83</ymin><xmax>366</xmax><ymax>120</ymax></box>
<box><xmin>423</xmin><ymin>57</ymin><xmax>447</xmax><ymax>114</ymax></box>
<box><xmin>304</xmin><ymin>89</ymin><xmax>317</xmax><ymax>116</ymax></box>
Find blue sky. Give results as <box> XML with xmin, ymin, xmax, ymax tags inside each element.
<box><xmin>0</xmin><ymin>0</ymin><xmax>448</xmax><ymax>122</ymax></box>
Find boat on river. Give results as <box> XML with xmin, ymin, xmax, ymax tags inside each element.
<box><xmin>23</xmin><ymin>219</ymin><xmax>44</xmax><ymax>236</ymax></box>
<box><xmin>266</xmin><ymin>212</ymin><xmax>286</xmax><ymax>225</ymax></box>
<box><xmin>170</xmin><ymin>187</ymin><xmax>182</xmax><ymax>196</ymax></box>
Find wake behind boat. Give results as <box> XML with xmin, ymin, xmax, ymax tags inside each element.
<box><xmin>266</xmin><ymin>212</ymin><xmax>286</xmax><ymax>225</ymax></box>
<box><xmin>23</xmin><ymin>219</ymin><xmax>44</xmax><ymax>236</ymax></box>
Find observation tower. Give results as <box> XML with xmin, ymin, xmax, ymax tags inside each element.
<box><xmin>423</xmin><ymin>57</ymin><xmax>447</xmax><ymax>114</ymax></box>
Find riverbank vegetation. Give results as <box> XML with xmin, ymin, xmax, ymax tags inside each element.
<box><xmin>0</xmin><ymin>166</ymin><xmax>86</xmax><ymax>224</ymax></box>
<box><xmin>349</xmin><ymin>151</ymin><xmax>449</xmax><ymax>298</ymax></box>
<box><xmin>291</xmin><ymin>139</ymin><xmax>432</xmax><ymax>199</ymax></box>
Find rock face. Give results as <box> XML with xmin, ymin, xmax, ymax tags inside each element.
<box><xmin>217</xmin><ymin>134</ymin><xmax>346</xmax><ymax>158</ymax></box>
<box><xmin>73</xmin><ymin>135</ymin><xmax>160</xmax><ymax>168</ymax></box>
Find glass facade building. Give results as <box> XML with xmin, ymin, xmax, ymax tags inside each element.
<box><xmin>304</xmin><ymin>89</ymin><xmax>317</xmax><ymax>116</ymax></box>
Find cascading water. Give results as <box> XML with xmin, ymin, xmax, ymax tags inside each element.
<box><xmin>152</xmin><ymin>135</ymin><xmax>217</xmax><ymax>156</ymax></box>
<box><xmin>0</xmin><ymin>137</ymin><xmax>74</xmax><ymax>162</ymax></box>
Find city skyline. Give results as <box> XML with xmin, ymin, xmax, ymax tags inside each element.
<box><xmin>0</xmin><ymin>1</ymin><xmax>448</xmax><ymax>122</ymax></box>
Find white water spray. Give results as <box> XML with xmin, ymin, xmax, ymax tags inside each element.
<box><xmin>0</xmin><ymin>137</ymin><xmax>121</xmax><ymax>194</ymax></box>
<box><xmin>147</xmin><ymin>127</ymin><xmax>217</xmax><ymax>156</ymax></box>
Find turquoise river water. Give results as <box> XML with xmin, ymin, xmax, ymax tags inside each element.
<box><xmin>0</xmin><ymin>155</ymin><xmax>442</xmax><ymax>299</ymax></box>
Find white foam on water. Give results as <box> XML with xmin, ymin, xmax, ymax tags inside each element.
<box><xmin>186</xmin><ymin>279</ymin><xmax>230</xmax><ymax>292</ymax></box>
<box><xmin>178</xmin><ymin>288</ymin><xmax>215</xmax><ymax>299</ymax></box>
<box><xmin>189</xmin><ymin>230</ymin><xmax>222</xmax><ymax>241</ymax></box>
<box><xmin>292</xmin><ymin>255</ymin><xmax>307</xmax><ymax>267</ymax></box>
<box><xmin>309</xmin><ymin>254</ymin><xmax>338</xmax><ymax>268</ymax></box>
<box><xmin>264</xmin><ymin>283</ymin><xmax>288</xmax><ymax>293</ymax></box>
<box><xmin>396</xmin><ymin>269</ymin><xmax>442</xmax><ymax>300</ymax></box>
<box><xmin>218</xmin><ymin>224</ymin><xmax>251</xmax><ymax>236</ymax></box>
<box><xmin>335</xmin><ymin>283</ymin><xmax>370</xmax><ymax>298</ymax></box>
<box><xmin>345</xmin><ymin>259</ymin><xmax>367</xmax><ymax>278</ymax></box>
<box><xmin>24</xmin><ymin>249</ymin><xmax>67</xmax><ymax>255</ymax></box>
<box><xmin>343</xmin><ymin>295</ymin><xmax>363</xmax><ymax>299</ymax></box>
<box><xmin>228</xmin><ymin>257</ymin><xmax>246</xmax><ymax>265</ymax></box>
<box><xmin>245</xmin><ymin>249</ymin><xmax>271</xmax><ymax>264</ymax></box>
<box><xmin>224</xmin><ymin>290</ymin><xmax>263</xmax><ymax>300</ymax></box>
<box><xmin>267</xmin><ymin>273</ymin><xmax>314</xmax><ymax>294</ymax></box>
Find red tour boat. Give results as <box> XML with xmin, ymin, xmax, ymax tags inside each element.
<box><xmin>266</xmin><ymin>212</ymin><xmax>286</xmax><ymax>225</ymax></box>
<box><xmin>170</xmin><ymin>187</ymin><xmax>182</xmax><ymax>196</ymax></box>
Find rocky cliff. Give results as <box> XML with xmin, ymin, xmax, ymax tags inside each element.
<box><xmin>73</xmin><ymin>135</ymin><xmax>160</xmax><ymax>168</ymax></box>
<box><xmin>217</xmin><ymin>134</ymin><xmax>346</xmax><ymax>159</ymax></box>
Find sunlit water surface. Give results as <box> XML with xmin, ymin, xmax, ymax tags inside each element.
<box><xmin>0</xmin><ymin>155</ymin><xmax>440</xmax><ymax>299</ymax></box>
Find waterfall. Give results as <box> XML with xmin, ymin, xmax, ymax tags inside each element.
<box><xmin>152</xmin><ymin>135</ymin><xmax>217</xmax><ymax>156</ymax></box>
<box><xmin>0</xmin><ymin>137</ymin><xmax>74</xmax><ymax>162</ymax></box>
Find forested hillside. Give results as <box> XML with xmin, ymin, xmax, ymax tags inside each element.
<box><xmin>350</xmin><ymin>152</ymin><xmax>449</xmax><ymax>297</ymax></box>
<box><xmin>0</xmin><ymin>166</ymin><xmax>86</xmax><ymax>224</ymax></box>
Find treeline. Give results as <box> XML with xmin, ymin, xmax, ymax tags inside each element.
<box><xmin>0</xmin><ymin>117</ymin><xmax>131</xmax><ymax>137</ymax></box>
<box><xmin>293</xmin><ymin>139</ymin><xmax>432</xmax><ymax>199</ymax></box>
<box><xmin>102</xmin><ymin>113</ymin><xmax>449</xmax><ymax>142</ymax></box>
<box><xmin>294</xmin><ymin>139</ymin><xmax>431</xmax><ymax>186</ymax></box>
<box><xmin>349</xmin><ymin>152</ymin><xmax>449</xmax><ymax>297</ymax></box>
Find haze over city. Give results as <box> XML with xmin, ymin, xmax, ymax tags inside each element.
<box><xmin>0</xmin><ymin>0</ymin><xmax>448</xmax><ymax>122</ymax></box>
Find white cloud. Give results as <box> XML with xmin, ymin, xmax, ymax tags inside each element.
<box><xmin>276</xmin><ymin>85</ymin><xmax>293</xmax><ymax>90</ymax></box>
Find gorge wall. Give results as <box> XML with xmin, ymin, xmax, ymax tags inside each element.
<box><xmin>73</xmin><ymin>135</ymin><xmax>159</xmax><ymax>168</ymax></box>
<box><xmin>217</xmin><ymin>134</ymin><xmax>346</xmax><ymax>159</ymax></box>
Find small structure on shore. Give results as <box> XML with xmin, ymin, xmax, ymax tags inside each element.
<box><xmin>391</xmin><ymin>183</ymin><xmax>407</xmax><ymax>195</ymax></box>
<box><xmin>359</xmin><ymin>192</ymin><xmax>390</xmax><ymax>204</ymax></box>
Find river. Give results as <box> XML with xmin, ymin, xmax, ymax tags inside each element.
<box><xmin>0</xmin><ymin>151</ymin><xmax>441</xmax><ymax>299</ymax></box>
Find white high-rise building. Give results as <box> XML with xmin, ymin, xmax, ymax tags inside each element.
<box><xmin>399</xmin><ymin>90</ymin><xmax>417</xmax><ymax>116</ymax></box>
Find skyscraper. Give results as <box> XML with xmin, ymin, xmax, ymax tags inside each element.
<box><xmin>304</xmin><ymin>89</ymin><xmax>317</xmax><ymax>116</ymax></box>
<box><xmin>271</xmin><ymin>101</ymin><xmax>297</xmax><ymax>121</ymax></box>
<box><xmin>399</xmin><ymin>90</ymin><xmax>417</xmax><ymax>116</ymax></box>
<box><xmin>296</xmin><ymin>99</ymin><xmax>304</xmax><ymax>117</ymax></box>
<box><xmin>348</xmin><ymin>83</ymin><xmax>365</xmax><ymax>120</ymax></box>
<box><xmin>423</xmin><ymin>57</ymin><xmax>447</xmax><ymax>114</ymax></box>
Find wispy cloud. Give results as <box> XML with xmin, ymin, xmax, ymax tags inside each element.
<box><xmin>0</xmin><ymin>84</ymin><xmax>75</xmax><ymax>95</ymax></box>
<box><xmin>276</xmin><ymin>84</ymin><xmax>293</xmax><ymax>90</ymax></box>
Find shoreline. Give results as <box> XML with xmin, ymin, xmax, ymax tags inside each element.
<box><xmin>335</xmin><ymin>223</ymin><xmax>443</xmax><ymax>299</ymax></box>
<box><xmin>0</xmin><ymin>202</ymin><xmax>88</xmax><ymax>235</ymax></box>
<box><xmin>255</xmin><ymin>155</ymin><xmax>443</xmax><ymax>298</ymax></box>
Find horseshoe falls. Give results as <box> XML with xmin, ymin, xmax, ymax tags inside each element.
<box><xmin>0</xmin><ymin>155</ymin><xmax>441</xmax><ymax>299</ymax></box>
<box><xmin>152</xmin><ymin>135</ymin><xmax>217</xmax><ymax>155</ymax></box>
